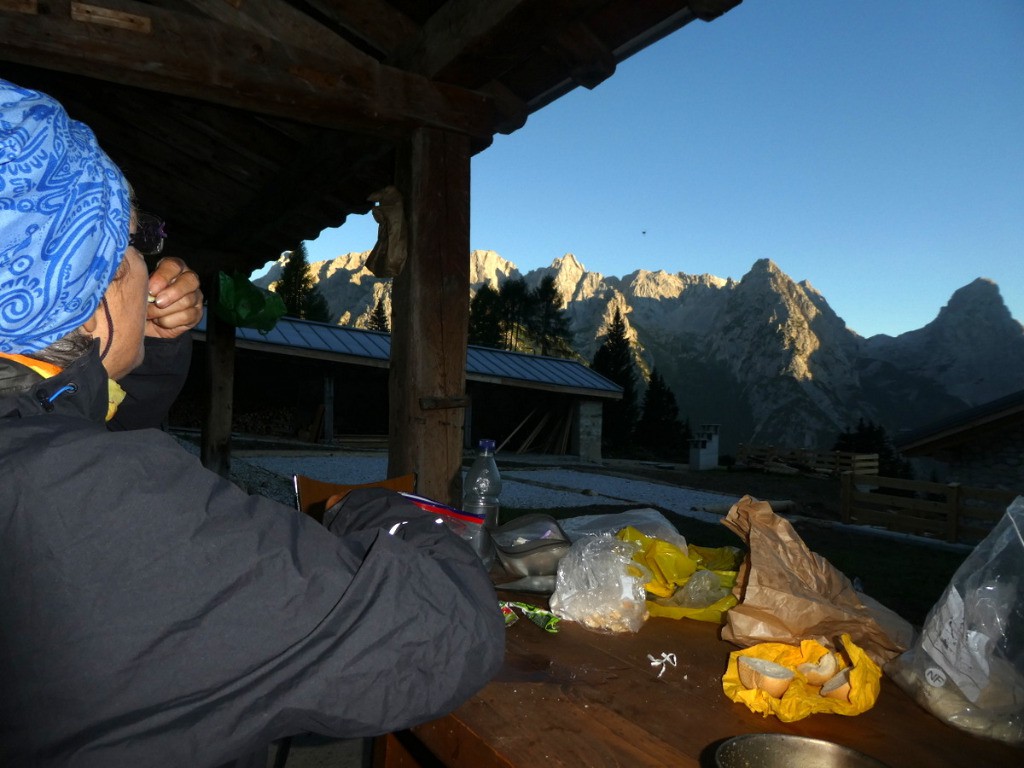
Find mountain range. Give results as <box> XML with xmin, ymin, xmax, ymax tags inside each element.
<box><xmin>257</xmin><ymin>251</ymin><xmax>1024</xmax><ymax>453</ymax></box>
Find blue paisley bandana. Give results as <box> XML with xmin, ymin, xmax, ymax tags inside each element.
<box><xmin>0</xmin><ymin>79</ymin><xmax>130</xmax><ymax>354</ymax></box>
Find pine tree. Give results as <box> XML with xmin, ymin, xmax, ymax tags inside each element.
<box><xmin>468</xmin><ymin>284</ymin><xmax>503</xmax><ymax>348</ymax></box>
<box><xmin>636</xmin><ymin>368</ymin><xmax>689</xmax><ymax>457</ymax></box>
<box><xmin>303</xmin><ymin>290</ymin><xmax>330</xmax><ymax>323</ymax></box>
<box><xmin>591</xmin><ymin>308</ymin><xmax>638</xmax><ymax>451</ymax></box>
<box><xmin>277</xmin><ymin>243</ymin><xmax>329</xmax><ymax>322</ymax></box>
<box><xmin>368</xmin><ymin>295</ymin><xmax>390</xmax><ymax>332</ymax></box>
<box><xmin>497</xmin><ymin>277</ymin><xmax>533</xmax><ymax>351</ymax></box>
<box><xmin>529</xmin><ymin>275</ymin><xmax>573</xmax><ymax>357</ymax></box>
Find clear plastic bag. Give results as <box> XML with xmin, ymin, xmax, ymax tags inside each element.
<box><xmin>662</xmin><ymin>568</ymin><xmax>731</xmax><ymax>609</ymax></box>
<box><xmin>549</xmin><ymin>534</ymin><xmax>651</xmax><ymax>633</ymax></box>
<box><xmin>887</xmin><ymin>496</ymin><xmax>1024</xmax><ymax>745</ymax></box>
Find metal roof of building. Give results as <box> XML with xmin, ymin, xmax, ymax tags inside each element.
<box><xmin>194</xmin><ymin>313</ymin><xmax>621</xmax><ymax>400</ymax></box>
<box><xmin>896</xmin><ymin>388</ymin><xmax>1024</xmax><ymax>453</ymax></box>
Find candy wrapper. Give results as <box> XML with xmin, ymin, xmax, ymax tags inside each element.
<box><xmin>499</xmin><ymin>601</ymin><xmax>560</xmax><ymax>633</ymax></box>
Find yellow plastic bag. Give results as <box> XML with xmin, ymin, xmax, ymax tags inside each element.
<box><xmin>647</xmin><ymin>592</ymin><xmax>738</xmax><ymax>623</ymax></box>
<box><xmin>617</xmin><ymin>527</ymin><xmax>741</xmax><ymax>622</ymax></box>
<box><xmin>722</xmin><ymin>634</ymin><xmax>882</xmax><ymax>722</ymax></box>
<box><xmin>689</xmin><ymin>543</ymin><xmax>743</xmax><ymax>572</ymax></box>
<box><xmin>617</xmin><ymin>526</ymin><xmax>695</xmax><ymax>597</ymax></box>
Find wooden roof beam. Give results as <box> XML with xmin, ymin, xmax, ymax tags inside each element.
<box><xmin>300</xmin><ymin>0</ymin><xmax>420</xmax><ymax>58</ymax></box>
<box><xmin>0</xmin><ymin>1</ymin><xmax>496</xmax><ymax>139</ymax></box>
<box><xmin>171</xmin><ymin>0</ymin><xmax>360</xmax><ymax>57</ymax></box>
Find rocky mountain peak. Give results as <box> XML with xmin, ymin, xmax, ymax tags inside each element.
<box><xmin>746</xmin><ymin>257</ymin><xmax>784</xmax><ymax>279</ymax></box>
<box><xmin>552</xmin><ymin>252</ymin><xmax>586</xmax><ymax>275</ymax></box>
<box><xmin>862</xmin><ymin>277</ymin><xmax>1024</xmax><ymax>406</ymax></box>
<box><xmin>469</xmin><ymin>249</ymin><xmax>520</xmax><ymax>289</ymax></box>
<box><xmin>936</xmin><ymin>278</ymin><xmax>1016</xmax><ymax>328</ymax></box>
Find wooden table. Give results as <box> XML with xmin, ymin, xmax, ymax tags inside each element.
<box><xmin>374</xmin><ymin>593</ymin><xmax>1023</xmax><ymax>768</ymax></box>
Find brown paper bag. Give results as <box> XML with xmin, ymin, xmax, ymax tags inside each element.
<box><xmin>721</xmin><ymin>496</ymin><xmax>914</xmax><ymax>666</ymax></box>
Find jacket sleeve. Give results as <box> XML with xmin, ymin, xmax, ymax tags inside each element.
<box><xmin>107</xmin><ymin>335</ymin><xmax>192</xmax><ymax>431</ymax></box>
<box><xmin>6</xmin><ymin>431</ymin><xmax>505</xmax><ymax>766</ymax></box>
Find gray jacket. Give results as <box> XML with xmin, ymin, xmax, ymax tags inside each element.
<box><xmin>0</xmin><ymin>346</ymin><xmax>504</xmax><ymax>766</ymax></box>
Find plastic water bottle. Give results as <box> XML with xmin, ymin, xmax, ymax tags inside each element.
<box><xmin>463</xmin><ymin>438</ymin><xmax>502</xmax><ymax>567</ymax></box>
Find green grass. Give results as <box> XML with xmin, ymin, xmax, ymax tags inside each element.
<box><xmin>503</xmin><ymin>504</ymin><xmax>969</xmax><ymax>628</ymax></box>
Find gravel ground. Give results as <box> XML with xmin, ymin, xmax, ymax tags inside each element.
<box><xmin>231</xmin><ymin>451</ymin><xmax>740</xmax><ymax>525</ymax></box>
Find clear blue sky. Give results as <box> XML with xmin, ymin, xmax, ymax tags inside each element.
<box><xmin>299</xmin><ymin>0</ymin><xmax>1023</xmax><ymax>339</ymax></box>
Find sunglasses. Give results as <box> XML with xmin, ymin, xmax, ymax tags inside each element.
<box><xmin>128</xmin><ymin>211</ymin><xmax>167</xmax><ymax>256</ymax></box>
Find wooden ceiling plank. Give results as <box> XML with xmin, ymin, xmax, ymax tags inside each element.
<box><xmin>0</xmin><ymin>3</ymin><xmax>496</xmax><ymax>138</ymax></box>
<box><xmin>25</xmin><ymin>70</ymin><xmax>289</xmax><ymax>179</ymax></box>
<box><xmin>222</xmin><ymin>132</ymin><xmax>393</xmax><ymax>252</ymax></box>
<box><xmin>72</xmin><ymin>111</ymin><xmax>259</xmax><ymax>229</ymax></box>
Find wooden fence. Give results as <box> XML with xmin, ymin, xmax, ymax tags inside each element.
<box><xmin>736</xmin><ymin>444</ymin><xmax>879</xmax><ymax>475</ymax></box>
<box><xmin>840</xmin><ymin>473</ymin><xmax>1019</xmax><ymax>544</ymax></box>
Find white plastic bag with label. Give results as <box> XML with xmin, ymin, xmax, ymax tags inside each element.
<box><xmin>887</xmin><ymin>496</ymin><xmax>1024</xmax><ymax>744</ymax></box>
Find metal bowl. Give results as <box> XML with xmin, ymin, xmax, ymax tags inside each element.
<box><xmin>490</xmin><ymin>514</ymin><xmax>570</xmax><ymax>577</ymax></box>
<box><xmin>715</xmin><ymin>734</ymin><xmax>890</xmax><ymax>768</ymax></box>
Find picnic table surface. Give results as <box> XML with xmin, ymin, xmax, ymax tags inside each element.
<box><xmin>374</xmin><ymin>590</ymin><xmax>1023</xmax><ymax>768</ymax></box>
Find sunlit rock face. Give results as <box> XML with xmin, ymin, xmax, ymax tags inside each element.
<box><xmin>257</xmin><ymin>251</ymin><xmax>1022</xmax><ymax>453</ymax></box>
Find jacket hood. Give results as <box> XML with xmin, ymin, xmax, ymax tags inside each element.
<box><xmin>0</xmin><ymin>342</ymin><xmax>110</xmax><ymax>423</ymax></box>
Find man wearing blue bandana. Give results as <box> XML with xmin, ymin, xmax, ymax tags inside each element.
<box><xmin>0</xmin><ymin>77</ymin><xmax>203</xmax><ymax>426</ymax></box>
<box><xmin>0</xmin><ymin>80</ymin><xmax>504</xmax><ymax>767</ymax></box>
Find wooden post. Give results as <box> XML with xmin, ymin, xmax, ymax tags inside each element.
<box><xmin>322</xmin><ymin>372</ymin><xmax>334</xmax><ymax>443</ymax></box>
<box><xmin>946</xmin><ymin>482</ymin><xmax>962</xmax><ymax>543</ymax></box>
<box><xmin>388</xmin><ymin>126</ymin><xmax>471</xmax><ymax>506</ymax></box>
<box><xmin>201</xmin><ymin>279</ymin><xmax>235</xmax><ymax>479</ymax></box>
<box><xmin>840</xmin><ymin>471</ymin><xmax>853</xmax><ymax>525</ymax></box>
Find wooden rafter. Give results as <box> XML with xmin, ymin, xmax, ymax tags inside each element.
<box><xmin>399</xmin><ymin>0</ymin><xmax>530</xmax><ymax>77</ymax></box>
<box><xmin>302</xmin><ymin>0</ymin><xmax>419</xmax><ymax>58</ymax></box>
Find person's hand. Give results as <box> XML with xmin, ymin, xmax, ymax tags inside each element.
<box><xmin>145</xmin><ymin>257</ymin><xmax>203</xmax><ymax>339</ymax></box>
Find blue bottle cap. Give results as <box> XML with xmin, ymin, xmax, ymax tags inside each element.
<box><xmin>478</xmin><ymin>438</ymin><xmax>496</xmax><ymax>451</ymax></box>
